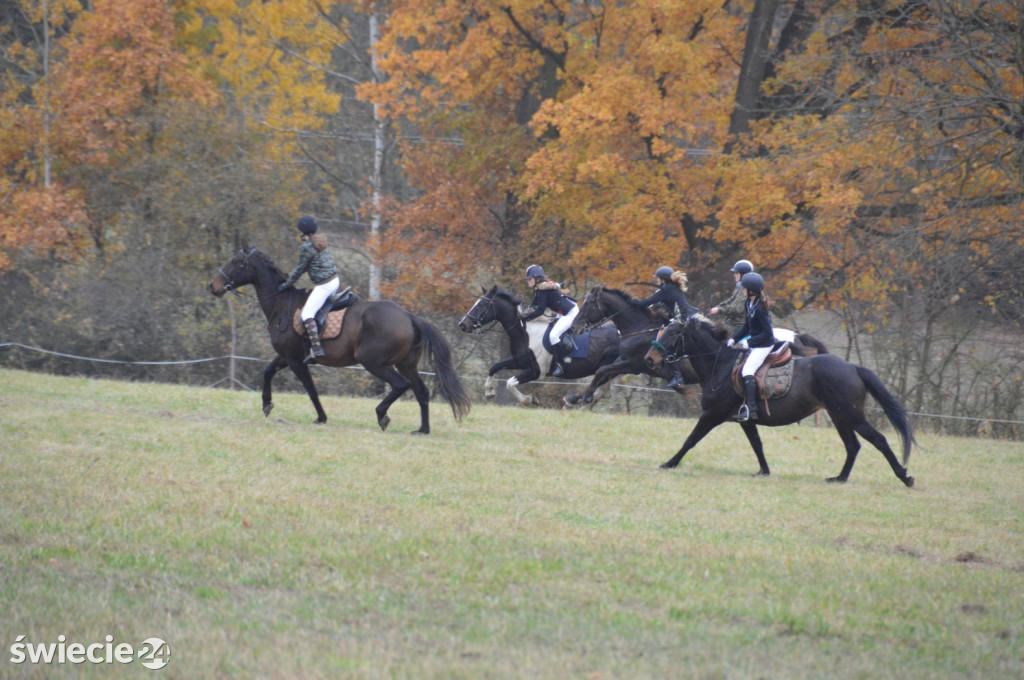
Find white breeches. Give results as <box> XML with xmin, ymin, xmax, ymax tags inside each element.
<box><xmin>741</xmin><ymin>346</ymin><xmax>773</xmax><ymax>377</ymax></box>
<box><xmin>301</xmin><ymin>276</ymin><xmax>340</xmax><ymax>320</ymax></box>
<box><xmin>549</xmin><ymin>306</ymin><xmax>579</xmax><ymax>345</ymax></box>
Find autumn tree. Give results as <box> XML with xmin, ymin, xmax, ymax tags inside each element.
<box><xmin>0</xmin><ymin>0</ymin><xmax>215</xmax><ymax>272</ymax></box>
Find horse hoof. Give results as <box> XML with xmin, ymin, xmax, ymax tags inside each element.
<box><xmin>904</xmin><ymin>475</ymin><xmax>915</xmax><ymax>488</ymax></box>
<box><xmin>583</xmin><ymin>394</ymin><xmax>594</xmax><ymax>404</ymax></box>
<box><xmin>378</xmin><ymin>415</ymin><xmax>391</xmax><ymax>431</ymax></box>
<box><xmin>411</xmin><ymin>429</ymin><xmax>429</xmax><ymax>435</ymax></box>
<box><xmin>752</xmin><ymin>471</ymin><xmax>770</xmax><ymax>478</ymax></box>
<box><xmin>314</xmin><ymin>419</ymin><xmax>326</xmax><ymax>425</ymax></box>
<box><xmin>825</xmin><ymin>476</ymin><xmax>847</xmax><ymax>484</ymax></box>
<box><xmin>263</xmin><ymin>403</ymin><xmax>274</xmax><ymax>417</ymax></box>
<box><xmin>564</xmin><ymin>394</ymin><xmax>580</xmax><ymax>406</ymax></box>
<box><xmin>659</xmin><ymin>462</ymin><xmax>676</xmax><ymax>470</ymax></box>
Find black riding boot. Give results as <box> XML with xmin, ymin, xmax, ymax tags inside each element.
<box><xmin>736</xmin><ymin>376</ymin><xmax>759</xmax><ymax>421</ymax></box>
<box><xmin>551</xmin><ymin>334</ymin><xmax>573</xmax><ymax>377</ymax></box>
<box><xmin>666</xmin><ymin>366</ymin><xmax>685</xmax><ymax>390</ymax></box>
<box><xmin>303</xmin><ymin>318</ymin><xmax>325</xmax><ymax>365</ymax></box>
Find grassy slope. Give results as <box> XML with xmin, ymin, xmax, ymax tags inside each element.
<box><xmin>1</xmin><ymin>368</ymin><xmax>1022</xmax><ymax>679</ymax></box>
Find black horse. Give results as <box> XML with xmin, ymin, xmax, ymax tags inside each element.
<box><xmin>208</xmin><ymin>242</ymin><xmax>471</xmax><ymax>432</ymax></box>
<box><xmin>458</xmin><ymin>286</ymin><xmax>619</xmax><ymax>405</ymax></box>
<box><xmin>564</xmin><ymin>286</ymin><xmax>694</xmax><ymax>406</ymax></box>
<box><xmin>644</xmin><ymin>316</ymin><xmax>914</xmax><ymax>486</ymax></box>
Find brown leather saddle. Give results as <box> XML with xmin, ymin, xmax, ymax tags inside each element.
<box><xmin>731</xmin><ymin>342</ymin><xmax>794</xmax><ymax>415</ymax></box>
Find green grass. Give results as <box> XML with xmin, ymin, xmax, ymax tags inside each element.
<box><xmin>1</xmin><ymin>368</ymin><xmax>1022</xmax><ymax>679</ymax></box>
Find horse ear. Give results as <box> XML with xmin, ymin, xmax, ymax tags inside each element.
<box><xmin>481</xmin><ymin>285</ymin><xmax>487</xmax><ymax>294</ymax></box>
<box><xmin>241</xmin><ymin>237</ymin><xmax>250</xmax><ymax>251</ymax></box>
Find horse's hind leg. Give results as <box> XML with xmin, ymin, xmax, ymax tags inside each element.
<box><xmin>398</xmin><ymin>362</ymin><xmax>432</xmax><ymax>435</ymax></box>
<box><xmin>262</xmin><ymin>356</ymin><xmax>288</xmax><ymax>417</ymax></box>
<box><xmin>364</xmin><ymin>366</ymin><xmax>412</xmax><ymax>433</ymax></box>
<box><xmin>853</xmin><ymin>422</ymin><xmax>915</xmax><ymax>487</ymax></box>
<box><xmin>828</xmin><ymin>423</ymin><xmax>861</xmax><ymax>483</ymax></box>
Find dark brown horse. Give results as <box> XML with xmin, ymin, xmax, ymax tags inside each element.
<box><xmin>644</xmin><ymin>316</ymin><xmax>915</xmax><ymax>487</ymax></box>
<box><xmin>208</xmin><ymin>242</ymin><xmax>470</xmax><ymax>433</ymax></box>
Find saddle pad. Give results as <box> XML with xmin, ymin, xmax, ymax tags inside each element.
<box><xmin>541</xmin><ymin>324</ymin><xmax>589</xmax><ymax>358</ymax></box>
<box><xmin>731</xmin><ymin>352</ymin><xmax>795</xmax><ymax>401</ymax></box>
<box><xmin>293</xmin><ymin>308</ymin><xmax>347</xmax><ymax>340</ymax></box>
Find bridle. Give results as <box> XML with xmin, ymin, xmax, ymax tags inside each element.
<box><xmin>579</xmin><ymin>290</ymin><xmax>627</xmax><ymax>332</ymax></box>
<box><xmin>461</xmin><ymin>292</ymin><xmax>519</xmax><ymax>333</ymax></box>
<box><xmin>651</xmin><ymin>317</ymin><xmax>730</xmax><ymax>392</ymax></box>
<box><xmin>217</xmin><ymin>246</ymin><xmax>257</xmax><ymax>293</ymax></box>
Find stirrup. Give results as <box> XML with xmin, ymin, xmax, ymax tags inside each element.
<box><xmin>734</xmin><ymin>404</ymin><xmax>750</xmax><ymax>422</ymax></box>
<box><xmin>551</xmin><ymin>363</ymin><xmax>565</xmax><ymax>377</ymax></box>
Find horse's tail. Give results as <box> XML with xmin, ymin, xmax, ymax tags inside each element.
<box><xmin>412</xmin><ymin>316</ymin><xmax>472</xmax><ymax>421</ymax></box>
<box><xmin>857</xmin><ymin>365</ymin><xmax>915</xmax><ymax>465</ymax></box>
<box><xmin>795</xmin><ymin>333</ymin><xmax>829</xmax><ymax>354</ymax></box>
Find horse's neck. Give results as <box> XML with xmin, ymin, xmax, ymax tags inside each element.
<box><xmin>604</xmin><ymin>295</ymin><xmax>648</xmax><ymax>331</ymax></box>
<box><xmin>252</xmin><ymin>264</ymin><xmax>291</xmax><ymax>319</ymax></box>
<box><xmin>494</xmin><ymin>299</ymin><xmax>529</xmax><ymax>341</ymax></box>
<box><xmin>689</xmin><ymin>338</ymin><xmax>734</xmax><ymax>384</ymax></box>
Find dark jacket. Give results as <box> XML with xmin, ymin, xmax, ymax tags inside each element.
<box><xmin>731</xmin><ymin>298</ymin><xmax>774</xmax><ymax>348</ymax></box>
<box><xmin>283</xmin><ymin>237</ymin><xmax>338</xmax><ymax>287</ymax></box>
<box><xmin>633</xmin><ymin>285</ymin><xmax>698</xmax><ymax>322</ymax></box>
<box><xmin>522</xmin><ymin>281</ymin><xmax>576</xmax><ymax>320</ymax></box>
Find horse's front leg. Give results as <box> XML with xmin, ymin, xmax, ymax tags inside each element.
<box><xmin>286</xmin><ymin>358</ymin><xmax>328</xmax><ymax>424</ymax></box>
<box><xmin>485</xmin><ymin>358</ymin><xmax>517</xmax><ymax>399</ymax></box>
<box><xmin>581</xmin><ymin>359</ymin><xmax>635</xmax><ymax>403</ymax></box>
<box><xmin>506</xmin><ymin>355</ymin><xmax>541</xmax><ymax>406</ymax></box>
<box><xmin>739</xmin><ymin>421</ymin><xmax>771</xmax><ymax>476</ymax></box>
<box><xmin>660</xmin><ymin>415</ymin><xmax>722</xmax><ymax>469</ymax></box>
<box><xmin>262</xmin><ymin>355</ymin><xmax>288</xmax><ymax>417</ymax></box>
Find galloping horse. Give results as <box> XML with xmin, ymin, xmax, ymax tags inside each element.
<box><xmin>564</xmin><ymin>286</ymin><xmax>686</xmax><ymax>406</ymax></box>
<box><xmin>458</xmin><ymin>286</ymin><xmax>619</xmax><ymax>405</ymax></box>
<box><xmin>644</xmin><ymin>316</ymin><xmax>915</xmax><ymax>487</ymax></box>
<box><xmin>208</xmin><ymin>242</ymin><xmax>470</xmax><ymax>433</ymax></box>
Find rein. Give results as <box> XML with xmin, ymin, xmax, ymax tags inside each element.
<box><xmin>656</xmin><ymin>324</ymin><xmax>731</xmax><ymax>393</ymax></box>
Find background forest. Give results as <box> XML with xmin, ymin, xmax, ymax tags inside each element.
<box><xmin>1</xmin><ymin>0</ymin><xmax>1021</xmax><ymax>437</ymax></box>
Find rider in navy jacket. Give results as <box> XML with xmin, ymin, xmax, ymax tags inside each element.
<box><xmin>727</xmin><ymin>272</ymin><xmax>775</xmax><ymax>421</ymax></box>
<box><xmin>520</xmin><ymin>264</ymin><xmax>579</xmax><ymax>377</ymax></box>
<box><xmin>631</xmin><ymin>267</ymin><xmax>698</xmax><ymax>322</ymax></box>
<box><xmin>631</xmin><ymin>267</ymin><xmax>695</xmax><ymax>389</ymax></box>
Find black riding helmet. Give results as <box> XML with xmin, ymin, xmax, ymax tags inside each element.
<box><xmin>740</xmin><ymin>272</ymin><xmax>764</xmax><ymax>293</ymax></box>
<box><xmin>654</xmin><ymin>266</ymin><xmax>674</xmax><ymax>281</ymax></box>
<box><xmin>525</xmin><ymin>264</ymin><xmax>545</xmax><ymax>280</ymax></box>
<box><xmin>297</xmin><ymin>215</ymin><xmax>318</xmax><ymax>234</ymax></box>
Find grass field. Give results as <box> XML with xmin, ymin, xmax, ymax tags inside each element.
<box><xmin>1</xmin><ymin>368</ymin><xmax>1022</xmax><ymax>679</ymax></box>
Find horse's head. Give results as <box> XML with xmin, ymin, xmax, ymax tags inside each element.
<box><xmin>644</xmin><ymin>314</ymin><xmax>720</xmax><ymax>370</ymax></box>
<box><xmin>576</xmin><ymin>285</ymin><xmax>612</xmax><ymax>330</ymax></box>
<box><xmin>644</xmin><ymin>319</ymin><xmax>685</xmax><ymax>371</ymax></box>
<box><xmin>458</xmin><ymin>286</ymin><xmax>499</xmax><ymax>333</ymax></box>
<box><xmin>208</xmin><ymin>243</ymin><xmax>261</xmax><ymax>297</ymax></box>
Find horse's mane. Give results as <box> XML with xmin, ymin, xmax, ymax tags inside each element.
<box><xmin>690</xmin><ymin>313</ymin><xmax>730</xmax><ymax>342</ymax></box>
<box><xmin>599</xmin><ymin>285</ymin><xmax>667</xmax><ymax>321</ymax></box>
<box><xmin>255</xmin><ymin>249</ymin><xmax>288</xmax><ymax>279</ymax></box>
<box><xmin>493</xmin><ymin>288</ymin><xmax>522</xmax><ymax>306</ymax></box>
